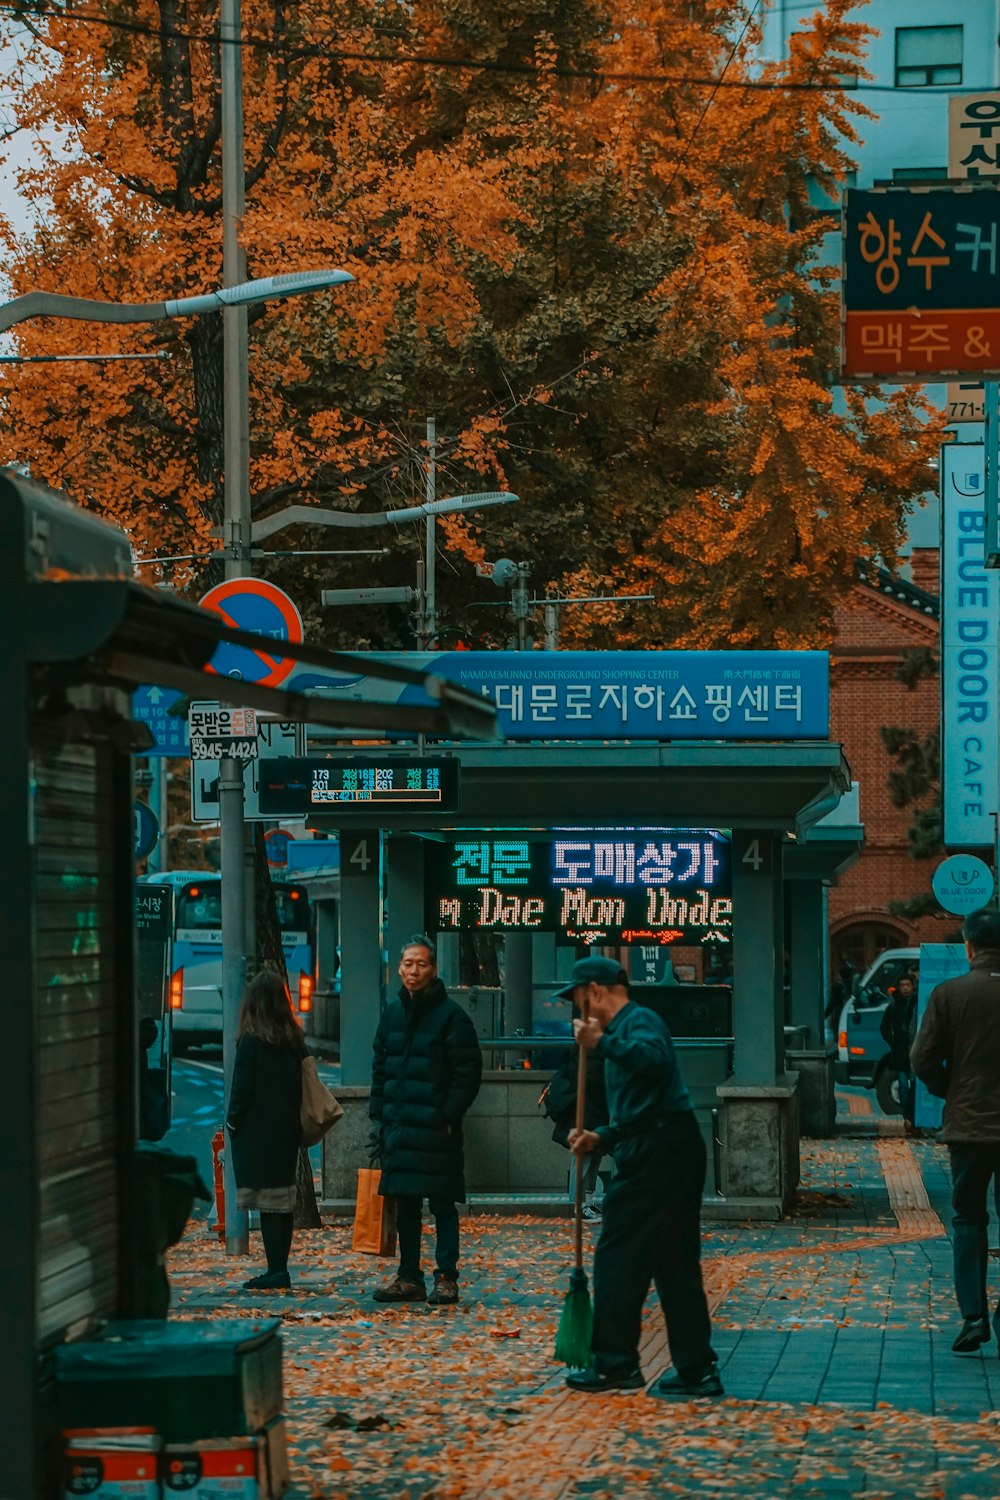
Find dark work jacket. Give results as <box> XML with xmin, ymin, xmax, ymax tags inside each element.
<box><xmin>911</xmin><ymin>950</ymin><xmax>1000</xmax><ymax>1142</ymax></box>
<box><xmin>370</xmin><ymin>979</ymin><xmax>483</xmax><ymax>1201</ymax></box>
<box><xmin>542</xmin><ymin>1046</ymin><xmax>609</xmax><ymax>1148</ymax></box>
<box><xmin>227</xmin><ymin>1034</ymin><xmax>304</xmax><ymax>1189</ymax></box>
<box><xmin>592</xmin><ymin>1001</ymin><xmax>692</xmax><ymax>1153</ymax></box>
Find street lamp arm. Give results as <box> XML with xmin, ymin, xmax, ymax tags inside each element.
<box><xmin>0</xmin><ymin>291</ymin><xmax>170</xmax><ymax>333</ymax></box>
<box><xmin>251</xmin><ymin>490</ymin><xmax>519</xmax><ymax>544</ymax></box>
<box><xmin>0</xmin><ymin>269</ymin><xmax>354</xmax><ymax>334</ymax></box>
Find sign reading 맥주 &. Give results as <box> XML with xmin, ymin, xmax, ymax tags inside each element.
<box><xmin>842</xmin><ymin>186</ymin><xmax>1000</xmax><ymax>381</ymax></box>
<box><xmin>940</xmin><ymin>446</ymin><xmax>1000</xmax><ymax>849</ymax></box>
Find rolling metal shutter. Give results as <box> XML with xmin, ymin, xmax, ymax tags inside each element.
<box><xmin>34</xmin><ymin>729</ymin><xmax>121</xmax><ymax>1345</ymax></box>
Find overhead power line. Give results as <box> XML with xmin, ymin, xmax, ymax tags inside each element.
<box><xmin>0</xmin><ymin>0</ymin><xmax>980</xmax><ymax>96</ymax></box>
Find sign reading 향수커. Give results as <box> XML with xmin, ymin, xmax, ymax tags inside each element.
<box><xmin>842</xmin><ymin>187</ymin><xmax>1000</xmax><ymax>381</ymax></box>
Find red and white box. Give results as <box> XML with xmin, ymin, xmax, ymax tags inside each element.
<box><xmin>62</xmin><ymin>1427</ymin><xmax>161</xmax><ymax>1499</ymax></box>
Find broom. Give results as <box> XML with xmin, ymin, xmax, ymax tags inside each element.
<box><xmin>554</xmin><ymin>998</ymin><xmax>594</xmax><ymax>1367</ymax></box>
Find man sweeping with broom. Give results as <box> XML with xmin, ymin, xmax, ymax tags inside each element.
<box><xmin>553</xmin><ymin>956</ymin><xmax>722</xmax><ymax>1399</ymax></box>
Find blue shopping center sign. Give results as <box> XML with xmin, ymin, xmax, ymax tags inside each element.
<box><xmin>287</xmin><ymin>650</ymin><xmax>829</xmax><ymax>741</ymax></box>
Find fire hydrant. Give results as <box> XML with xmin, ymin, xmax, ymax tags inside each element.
<box><xmin>210</xmin><ymin>1129</ymin><xmax>226</xmax><ymax>1242</ymax></box>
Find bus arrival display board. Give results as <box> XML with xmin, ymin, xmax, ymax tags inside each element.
<box><xmin>258</xmin><ymin>757</ymin><xmax>460</xmax><ymax>816</ymax></box>
<box><xmin>426</xmin><ymin>832</ymin><xmax>732</xmax><ymax>945</ymax></box>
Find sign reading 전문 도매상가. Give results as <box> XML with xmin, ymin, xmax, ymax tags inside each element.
<box><xmin>425</xmin><ymin>834</ymin><xmax>732</xmax><ymax>945</ymax></box>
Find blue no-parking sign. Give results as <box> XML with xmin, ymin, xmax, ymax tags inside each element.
<box><xmin>199</xmin><ymin>579</ymin><xmax>304</xmax><ymax>686</ymax></box>
<box><xmin>133</xmin><ymin>800</ymin><xmax>159</xmax><ymax>860</ymax></box>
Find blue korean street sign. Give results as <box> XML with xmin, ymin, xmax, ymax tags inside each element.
<box><xmin>133</xmin><ymin>685</ymin><xmax>189</xmax><ymax>757</ymax></box>
<box><xmin>285</xmin><ymin>650</ymin><xmax>829</xmax><ymax>742</ymax></box>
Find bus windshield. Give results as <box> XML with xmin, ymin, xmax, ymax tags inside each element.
<box><xmin>175</xmin><ymin>881</ymin><xmax>309</xmax><ymax>934</ymax></box>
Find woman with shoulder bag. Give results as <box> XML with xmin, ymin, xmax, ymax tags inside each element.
<box><xmin>226</xmin><ymin>969</ymin><xmax>307</xmax><ymax>1290</ymax></box>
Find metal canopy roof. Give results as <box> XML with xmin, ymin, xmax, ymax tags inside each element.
<box><xmin>1</xmin><ymin>469</ymin><xmax>497</xmax><ymax>742</ymax></box>
<box><xmin>307</xmin><ymin>741</ymin><xmax>853</xmax><ymax>835</ymax></box>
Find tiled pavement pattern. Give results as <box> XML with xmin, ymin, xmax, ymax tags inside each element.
<box><xmin>168</xmin><ymin>1095</ymin><xmax>1000</xmax><ymax>1498</ymax></box>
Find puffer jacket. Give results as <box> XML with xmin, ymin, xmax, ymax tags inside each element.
<box><xmin>911</xmin><ymin>949</ymin><xmax>1000</xmax><ymax>1142</ymax></box>
<box><xmin>370</xmin><ymin>979</ymin><xmax>483</xmax><ymax>1200</ymax></box>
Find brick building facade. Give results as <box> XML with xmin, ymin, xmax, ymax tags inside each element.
<box><xmin>827</xmin><ymin>548</ymin><xmax>949</xmax><ymax>978</ymax></box>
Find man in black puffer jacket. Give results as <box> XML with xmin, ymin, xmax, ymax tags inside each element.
<box><xmin>370</xmin><ymin>935</ymin><xmax>482</xmax><ymax>1306</ymax></box>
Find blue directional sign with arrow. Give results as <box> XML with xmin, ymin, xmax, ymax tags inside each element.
<box><xmin>133</xmin><ymin>685</ymin><xmax>189</xmax><ymax>757</ymax></box>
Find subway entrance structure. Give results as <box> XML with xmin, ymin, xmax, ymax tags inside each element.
<box><xmin>261</xmin><ymin>650</ymin><xmax>863</xmax><ymax>1219</ymax></box>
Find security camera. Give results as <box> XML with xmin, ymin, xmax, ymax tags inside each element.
<box><xmin>491</xmin><ymin>558</ymin><xmax>519</xmax><ymax>589</ymax></box>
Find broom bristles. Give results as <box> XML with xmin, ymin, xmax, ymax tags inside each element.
<box><xmin>554</xmin><ymin>1266</ymin><xmax>593</xmax><ymax>1367</ymax></box>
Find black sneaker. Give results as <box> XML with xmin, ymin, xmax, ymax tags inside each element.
<box><xmin>372</xmin><ymin>1276</ymin><xmax>427</xmax><ymax>1303</ymax></box>
<box><xmin>243</xmin><ymin>1270</ymin><xmax>291</xmax><ymax>1291</ymax></box>
<box><xmin>565</xmin><ymin>1365</ymin><xmax>644</xmax><ymax>1393</ymax></box>
<box><xmin>428</xmin><ymin>1273</ymin><xmax>459</xmax><ymax>1306</ymax></box>
<box><xmin>652</xmin><ymin>1366</ymin><xmax>724</xmax><ymax>1400</ymax></box>
<box><xmin>952</xmin><ymin>1316</ymin><xmax>990</xmax><ymax>1353</ymax></box>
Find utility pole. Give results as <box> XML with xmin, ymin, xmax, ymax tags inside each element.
<box><xmin>423</xmin><ymin>417</ymin><xmax>437</xmax><ymax>649</ymax></box>
<box><xmin>219</xmin><ymin>0</ymin><xmax>250</xmax><ymax>1254</ymax></box>
<box><xmin>219</xmin><ymin>757</ymin><xmax>249</xmax><ymax>1253</ymax></box>
<box><xmin>512</xmin><ymin>564</ymin><xmax>532</xmax><ymax>651</ymax></box>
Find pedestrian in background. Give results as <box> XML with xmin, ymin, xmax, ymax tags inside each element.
<box><xmin>227</xmin><ymin>969</ymin><xmax>306</xmax><ymax>1291</ymax></box>
<box><xmin>556</xmin><ymin>956</ymin><xmax>721</xmax><ymax>1398</ymax></box>
<box><xmin>540</xmin><ymin>1013</ymin><xmax>609</xmax><ymax>1220</ymax></box>
<box><xmin>370</xmin><ymin>936</ymin><xmax>482</xmax><ymax>1307</ymax></box>
<box><xmin>911</xmin><ymin>909</ymin><xmax>1000</xmax><ymax>1355</ymax></box>
<box><xmin>880</xmin><ymin>973</ymin><xmax>918</xmax><ymax>1133</ymax></box>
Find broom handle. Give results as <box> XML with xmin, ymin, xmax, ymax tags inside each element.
<box><xmin>573</xmin><ymin>997</ymin><xmax>589</xmax><ymax>1272</ymax></box>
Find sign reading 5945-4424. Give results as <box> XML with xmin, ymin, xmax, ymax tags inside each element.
<box><xmin>188</xmin><ymin>703</ymin><xmax>259</xmax><ymax>760</ymax></box>
<box><xmin>842</xmin><ymin>187</ymin><xmax>1000</xmax><ymax>381</ymax></box>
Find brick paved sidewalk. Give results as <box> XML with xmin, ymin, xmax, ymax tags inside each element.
<box><xmin>167</xmin><ymin>1118</ymin><xmax>1000</xmax><ymax>1499</ymax></box>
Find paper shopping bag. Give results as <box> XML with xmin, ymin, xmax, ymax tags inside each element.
<box><xmin>351</xmin><ymin>1167</ymin><xmax>397</xmax><ymax>1256</ymax></box>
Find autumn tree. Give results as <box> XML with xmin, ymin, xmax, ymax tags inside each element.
<box><xmin>0</xmin><ymin>0</ymin><xmax>941</xmax><ymax>651</ymax></box>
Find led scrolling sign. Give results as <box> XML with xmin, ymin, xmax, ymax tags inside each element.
<box><xmin>426</xmin><ymin>834</ymin><xmax>732</xmax><ymax>945</ymax></box>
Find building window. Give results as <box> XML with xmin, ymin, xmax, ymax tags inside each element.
<box><xmin>895</xmin><ymin>25</ymin><xmax>962</xmax><ymax>88</ymax></box>
<box><xmin>891</xmin><ymin>166</ymin><xmax>949</xmax><ymax>182</ymax></box>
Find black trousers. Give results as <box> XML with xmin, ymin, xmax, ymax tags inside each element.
<box><xmin>949</xmin><ymin>1141</ymin><xmax>1000</xmax><ymax>1319</ymax></box>
<box><xmin>395</xmin><ymin>1195</ymin><xmax>460</xmax><ymax>1281</ymax></box>
<box><xmin>591</xmin><ymin>1112</ymin><xmax>715</xmax><ymax>1379</ymax></box>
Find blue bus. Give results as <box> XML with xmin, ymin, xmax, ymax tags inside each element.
<box><xmin>138</xmin><ymin>871</ymin><xmax>314</xmax><ymax>1051</ymax></box>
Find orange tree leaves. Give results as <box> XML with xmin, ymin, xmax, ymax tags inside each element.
<box><xmin>0</xmin><ymin>0</ymin><xmax>940</xmax><ymax>647</ymax></box>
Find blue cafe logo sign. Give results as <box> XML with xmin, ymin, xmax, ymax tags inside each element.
<box><xmin>931</xmin><ymin>855</ymin><xmax>995</xmax><ymax>916</ymax></box>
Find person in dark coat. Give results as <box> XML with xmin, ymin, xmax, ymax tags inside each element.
<box><xmin>880</xmin><ymin>974</ymin><xmax>918</xmax><ymax>1130</ymax></box>
<box><xmin>558</xmin><ymin>955</ymin><xmax>720</xmax><ymax>1398</ymax></box>
<box><xmin>226</xmin><ymin>969</ymin><xmax>306</xmax><ymax>1291</ymax></box>
<box><xmin>540</xmin><ymin>1012</ymin><xmax>609</xmax><ymax>1220</ymax></box>
<box><xmin>369</xmin><ymin>935</ymin><xmax>482</xmax><ymax>1306</ymax></box>
<box><xmin>912</xmin><ymin>909</ymin><xmax>1000</xmax><ymax>1356</ymax></box>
